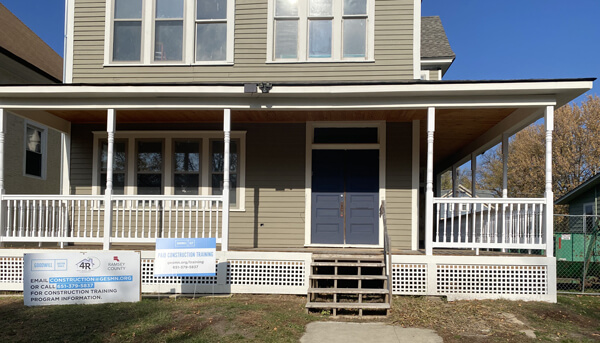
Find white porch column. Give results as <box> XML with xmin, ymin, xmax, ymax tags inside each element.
<box><xmin>103</xmin><ymin>109</ymin><xmax>116</xmax><ymax>250</ymax></box>
<box><xmin>60</xmin><ymin>125</ymin><xmax>72</xmax><ymax>195</ymax></box>
<box><xmin>502</xmin><ymin>133</ymin><xmax>509</xmax><ymax>198</ymax></box>
<box><xmin>0</xmin><ymin>109</ymin><xmax>5</xmax><ymax>247</ymax></box>
<box><xmin>545</xmin><ymin>106</ymin><xmax>554</xmax><ymax>257</ymax></box>
<box><xmin>425</xmin><ymin>107</ymin><xmax>435</xmax><ymax>256</ymax></box>
<box><xmin>222</xmin><ymin>109</ymin><xmax>231</xmax><ymax>252</ymax></box>
<box><xmin>471</xmin><ymin>153</ymin><xmax>477</xmax><ymax>197</ymax></box>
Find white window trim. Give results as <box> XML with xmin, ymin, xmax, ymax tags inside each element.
<box><xmin>92</xmin><ymin>131</ymin><xmax>246</xmax><ymax>211</ymax></box>
<box><xmin>104</xmin><ymin>0</ymin><xmax>235</xmax><ymax>66</ymax></box>
<box><xmin>304</xmin><ymin>121</ymin><xmax>385</xmax><ymax>248</ymax></box>
<box><xmin>23</xmin><ymin>120</ymin><xmax>48</xmax><ymax>180</ymax></box>
<box><xmin>266</xmin><ymin>0</ymin><xmax>375</xmax><ymax>63</ymax></box>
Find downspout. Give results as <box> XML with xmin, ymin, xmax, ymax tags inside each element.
<box><xmin>63</xmin><ymin>0</ymin><xmax>68</xmax><ymax>83</ymax></box>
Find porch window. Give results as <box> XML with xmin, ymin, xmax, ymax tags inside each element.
<box><xmin>93</xmin><ymin>131</ymin><xmax>245</xmax><ymax>210</ymax></box>
<box><xmin>107</xmin><ymin>0</ymin><xmax>234</xmax><ymax>64</ymax></box>
<box><xmin>136</xmin><ymin>140</ymin><xmax>163</xmax><ymax>195</ymax></box>
<box><xmin>100</xmin><ymin>140</ymin><xmax>126</xmax><ymax>195</ymax></box>
<box><xmin>112</xmin><ymin>0</ymin><xmax>143</xmax><ymax>62</ymax></box>
<box><xmin>270</xmin><ymin>0</ymin><xmax>373</xmax><ymax>62</ymax></box>
<box><xmin>25</xmin><ymin>124</ymin><xmax>45</xmax><ymax>178</ymax></box>
<box><xmin>210</xmin><ymin>139</ymin><xmax>238</xmax><ymax>207</ymax></box>
<box><xmin>173</xmin><ymin>140</ymin><xmax>201</xmax><ymax>195</ymax></box>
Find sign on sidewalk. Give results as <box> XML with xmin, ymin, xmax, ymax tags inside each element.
<box><xmin>24</xmin><ymin>251</ymin><xmax>141</xmax><ymax>306</ymax></box>
<box><xmin>154</xmin><ymin>238</ymin><xmax>216</xmax><ymax>277</ymax></box>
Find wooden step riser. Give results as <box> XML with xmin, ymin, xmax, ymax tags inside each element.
<box><xmin>306</xmin><ymin>302</ymin><xmax>390</xmax><ymax>310</ymax></box>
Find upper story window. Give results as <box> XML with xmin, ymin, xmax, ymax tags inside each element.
<box><xmin>268</xmin><ymin>0</ymin><xmax>374</xmax><ymax>63</ymax></box>
<box><xmin>106</xmin><ymin>0</ymin><xmax>234</xmax><ymax>65</ymax></box>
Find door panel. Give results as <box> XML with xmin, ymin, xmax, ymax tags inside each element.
<box><xmin>345</xmin><ymin>150</ymin><xmax>379</xmax><ymax>245</ymax></box>
<box><xmin>311</xmin><ymin>149</ymin><xmax>379</xmax><ymax>245</ymax></box>
<box><xmin>311</xmin><ymin>151</ymin><xmax>344</xmax><ymax>244</ymax></box>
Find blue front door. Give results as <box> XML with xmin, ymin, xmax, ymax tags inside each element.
<box><xmin>311</xmin><ymin>150</ymin><xmax>379</xmax><ymax>245</ymax></box>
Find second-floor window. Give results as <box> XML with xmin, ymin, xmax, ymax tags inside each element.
<box><xmin>269</xmin><ymin>0</ymin><xmax>374</xmax><ymax>62</ymax></box>
<box><xmin>108</xmin><ymin>0</ymin><xmax>234</xmax><ymax>64</ymax></box>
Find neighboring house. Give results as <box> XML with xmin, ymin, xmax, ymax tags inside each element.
<box><xmin>0</xmin><ymin>0</ymin><xmax>595</xmax><ymax>305</ymax></box>
<box><xmin>0</xmin><ymin>4</ymin><xmax>63</xmax><ymax>195</ymax></box>
<box><xmin>555</xmin><ymin>173</ymin><xmax>600</xmax><ymax>233</ymax></box>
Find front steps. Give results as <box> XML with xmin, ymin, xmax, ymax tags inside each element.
<box><xmin>306</xmin><ymin>253</ymin><xmax>391</xmax><ymax>317</ymax></box>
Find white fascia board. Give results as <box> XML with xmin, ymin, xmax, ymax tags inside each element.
<box><xmin>0</xmin><ymin>80</ymin><xmax>592</xmax><ymax>109</ymax></box>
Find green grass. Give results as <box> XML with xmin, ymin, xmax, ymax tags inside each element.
<box><xmin>0</xmin><ymin>294</ymin><xmax>317</xmax><ymax>343</ymax></box>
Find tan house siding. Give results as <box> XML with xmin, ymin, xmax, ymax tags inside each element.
<box><xmin>71</xmin><ymin>0</ymin><xmax>415</xmax><ymax>83</ymax></box>
<box><xmin>429</xmin><ymin>69</ymin><xmax>440</xmax><ymax>81</ymax></box>
<box><xmin>385</xmin><ymin>122</ymin><xmax>413</xmax><ymax>249</ymax></box>
<box><xmin>4</xmin><ymin>112</ymin><xmax>61</xmax><ymax>195</ymax></box>
<box><xmin>230</xmin><ymin>124</ymin><xmax>306</xmax><ymax>248</ymax></box>
<box><xmin>68</xmin><ymin>123</ymin><xmax>307</xmax><ymax>247</ymax></box>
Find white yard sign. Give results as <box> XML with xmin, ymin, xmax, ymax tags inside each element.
<box><xmin>24</xmin><ymin>251</ymin><xmax>140</xmax><ymax>306</ymax></box>
<box><xmin>154</xmin><ymin>238</ymin><xmax>216</xmax><ymax>276</ymax></box>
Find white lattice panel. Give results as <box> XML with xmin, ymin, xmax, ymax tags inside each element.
<box><xmin>141</xmin><ymin>259</ymin><xmax>217</xmax><ymax>285</ymax></box>
<box><xmin>227</xmin><ymin>260</ymin><xmax>305</xmax><ymax>286</ymax></box>
<box><xmin>391</xmin><ymin>264</ymin><xmax>427</xmax><ymax>294</ymax></box>
<box><xmin>437</xmin><ymin>264</ymin><xmax>547</xmax><ymax>295</ymax></box>
<box><xmin>0</xmin><ymin>257</ymin><xmax>23</xmax><ymax>283</ymax></box>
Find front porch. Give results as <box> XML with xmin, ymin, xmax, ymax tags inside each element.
<box><xmin>0</xmin><ymin>80</ymin><xmax>593</xmax><ymax>301</ymax></box>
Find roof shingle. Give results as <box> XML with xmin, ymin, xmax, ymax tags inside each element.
<box><xmin>421</xmin><ymin>16</ymin><xmax>455</xmax><ymax>59</ymax></box>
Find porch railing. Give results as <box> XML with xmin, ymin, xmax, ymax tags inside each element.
<box><xmin>0</xmin><ymin>195</ymin><xmax>225</xmax><ymax>246</ymax></box>
<box><xmin>432</xmin><ymin>197</ymin><xmax>547</xmax><ymax>250</ymax></box>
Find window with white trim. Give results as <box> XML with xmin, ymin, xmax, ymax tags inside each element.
<box><xmin>93</xmin><ymin>132</ymin><xmax>245</xmax><ymax>209</ymax></box>
<box><xmin>269</xmin><ymin>0</ymin><xmax>374</xmax><ymax>62</ymax></box>
<box><xmin>24</xmin><ymin>124</ymin><xmax>46</xmax><ymax>178</ymax></box>
<box><xmin>107</xmin><ymin>0</ymin><xmax>234</xmax><ymax>64</ymax></box>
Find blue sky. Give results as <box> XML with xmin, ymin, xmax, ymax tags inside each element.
<box><xmin>1</xmin><ymin>0</ymin><xmax>598</xmax><ymax>102</ymax></box>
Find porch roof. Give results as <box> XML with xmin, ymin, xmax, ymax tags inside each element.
<box><xmin>0</xmin><ymin>78</ymin><xmax>593</xmax><ymax>173</ymax></box>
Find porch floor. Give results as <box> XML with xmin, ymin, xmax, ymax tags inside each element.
<box><xmin>1</xmin><ymin>242</ymin><xmax>544</xmax><ymax>257</ymax></box>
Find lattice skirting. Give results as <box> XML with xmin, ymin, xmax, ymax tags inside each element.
<box><xmin>0</xmin><ymin>251</ymin><xmax>556</xmax><ymax>301</ymax></box>
<box><xmin>391</xmin><ymin>255</ymin><xmax>556</xmax><ymax>302</ymax></box>
<box><xmin>0</xmin><ymin>251</ymin><xmax>311</xmax><ymax>294</ymax></box>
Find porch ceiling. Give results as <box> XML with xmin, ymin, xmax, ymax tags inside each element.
<box><xmin>47</xmin><ymin>109</ymin><xmax>428</xmax><ymax>124</ymax></box>
<box><xmin>420</xmin><ymin>108</ymin><xmax>517</xmax><ymax>168</ymax></box>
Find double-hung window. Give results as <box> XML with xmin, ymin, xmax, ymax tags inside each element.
<box><xmin>25</xmin><ymin>124</ymin><xmax>45</xmax><ymax>178</ymax></box>
<box><xmin>154</xmin><ymin>0</ymin><xmax>184</xmax><ymax>62</ymax></box>
<box><xmin>270</xmin><ymin>0</ymin><xmax>373</xmax><ymax>62</ymax></box>
<box><xmin>112</xmin><ymin>0</ymin><xmax>143</xmax><ymax>61</ymax></box>
<box><xmin>93</xmin><ymin>132</ymin><xmax>245</xmax><ymax>209</ymax></box>
<box><xmin>107</xmin><ymin>0</ymin><xmax>234</xmax><ymax>64</ymax></box>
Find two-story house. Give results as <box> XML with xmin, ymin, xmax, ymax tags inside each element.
<box><xmin>0</xmin><ymin>0</ymin><xmax>594</xmax><ymax>310</ymax></box>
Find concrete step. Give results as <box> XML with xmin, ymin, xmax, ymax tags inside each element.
<box><xmin>306</xmin><ymin>302</ymin><xmax>390</xmax><ymax>310</ymax></box>
<box><xmin>308</xmin><ymin>288</ymin><xmax>389</xmax><ymax>294</ymax></box>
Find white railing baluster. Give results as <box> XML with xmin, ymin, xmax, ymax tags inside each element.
<box><xmin>195</xmin><ymin>200</ymin><xmax>199</xmax><ymax>238</ymax></box>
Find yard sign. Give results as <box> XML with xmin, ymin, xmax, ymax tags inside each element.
<box><xmin>154</xmin><ymin>238</ymin><xmax>216</xmax><ymax>277</ymax></box>
<box><xmin>24</xmin><ymin>251</ymin><xmax>141</xmax><ymax>306</ymax></box>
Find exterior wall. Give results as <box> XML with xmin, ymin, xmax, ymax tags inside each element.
<box><xmin>567</xmin><ymin>186</ymin><xmax>599</xmax><ymax>216</ymax></box>
<box><xmin>3</xmin><ymin>112</ymin><xmax>61</xmax><ymax>195</ymax></box>
<box><xmin>70</xmin><ymin>122</ymin><xmax>307</xmax><ymax>248</ymax></box>
<box><xmin>385</xmin><ymin>122</ymin><xmax>413</xmax><ymax>249</ymax></box>
<box><xmin>0</xmin><ymin>53</ymin><xmax>57</xmax><ymax>84</ymax></box>
<box><xmin>71</xmin><ymin>0</ymin><xmax>415</xmax><ymax>83</ymax></box>
<box><xmin>428</xmin><ymin>69</ymin><xmax>440</xmax><ymax>81</ymax></box>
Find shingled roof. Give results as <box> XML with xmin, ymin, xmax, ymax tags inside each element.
<box><xmin>422</xmin><ymin>16</ymin><xmax>455</xmax><ymax>59</ymax></box>
<box><xmin>0</xmin><ymin>3</ymin><xmax>62</xmax><ymax>82</ymax></box>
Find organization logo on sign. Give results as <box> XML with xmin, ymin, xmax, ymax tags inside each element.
<box><xmin>75</xmin><ymin>257</ymin><xmax>100</xmax><ymax>272</ymax></box>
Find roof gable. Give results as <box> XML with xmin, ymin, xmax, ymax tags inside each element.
<box><xmin>0</xmin><ymin>4</ymin><xmax>62</xmax><ymax>82</ymax></box>
<box><xmin>421</xmin><ymin>16</ymin><xmax>455</xmax><ymax>59</ymax></box>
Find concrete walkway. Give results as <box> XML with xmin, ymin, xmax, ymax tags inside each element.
<box><xmin>300</xmin><ymin>322</ymin><xmax>443</xmax><ymax>343</ymax></box>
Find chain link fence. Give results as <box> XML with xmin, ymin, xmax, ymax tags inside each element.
<box><xmin>554</xmin><ymin>214</ymin><xmax>600</xmax><ymax>294</ymax></box>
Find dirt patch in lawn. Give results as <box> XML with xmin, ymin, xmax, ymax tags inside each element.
<box><xmin>389</xmin><ymin>295</ymin><xmax>600</xmax><ymax>343</ymax></box>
